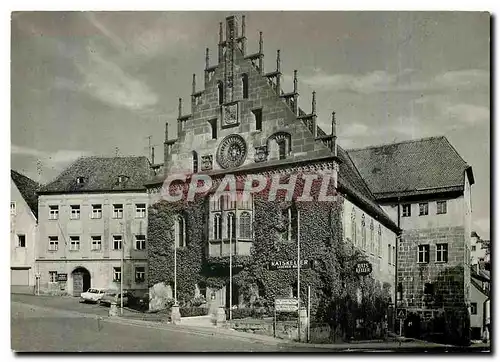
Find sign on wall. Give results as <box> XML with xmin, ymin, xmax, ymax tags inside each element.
<box><xmin>269</xmin><ymin>259</ymin><xmax>312</xmax><ymax>270</ymax></box>
<box><xmin>275</xmin><ymin>298</ymin><xmax>299</xmax><ymax>312</ymax></box>
<box><xmin>355</xmin><ymin>260</ymin><xmax>372</xmax><ymax>276</ymax></box>
<box><xmin>57</xmin><ymin>273</ymin><xmax>68</xmax><ymax>282</ymax></box>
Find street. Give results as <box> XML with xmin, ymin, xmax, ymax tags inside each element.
<box><xmin>11</xmin><ymin>295</ymin><xmax>490</xmax><ymax>353</ymax></box>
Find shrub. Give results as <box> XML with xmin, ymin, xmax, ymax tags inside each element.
<box><xmin>226</xmin><ymin>307</ymin><xmax>269</xmax><ymax>320</ymax></box>
<box><xmin>179</xmin><ymin>306</ymin><xmax>209</xmax><ymax>317</ymax></box>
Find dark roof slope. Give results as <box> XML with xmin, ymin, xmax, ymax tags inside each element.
<box><xmin>336</xmin><ymin>146</ymin><xmax>399</xmax><ymax>232</ymax></box>
<box><xmin>39</xmin><ymin>156</ymin><xmax>152</xmax><ymax>194</ymax></box>
<box><xmin>347</xmin><ymin>136</ymin><xmax>473</xmax><ymax>199</ymax></box>
<box><xmin>11</xmin><ymin>170</ymin><xmax>40</xmax><ymax>218</ymax></box>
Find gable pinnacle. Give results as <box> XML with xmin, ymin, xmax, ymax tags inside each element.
<box><xmin>205</xmin><ymin>48</ymin><xmax>209</xmax><ymax>69</ymax></box>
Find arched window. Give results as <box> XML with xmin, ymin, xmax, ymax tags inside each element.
<box><xmin>278</xmin><ymin>140</ymin><xmax>287</xmax><ymax>160</ymax></box>
<box><xmin>174</xmin><ymin>215</ymin><xmax>186</xmax><ymax>248</ymax></box>
<box><xmin>267</xmin><ymin>132</ymin><xmax>291</xmax><ymax>160</ymax></box>
<box><xmin>227</xmin><ymin>212</ymin><xmax>236</xmax><ymax>239</ymax></box>
<box><xmin>192</xmin><ymin>151</ymin><xmax>198</xmax><ymax>173</ymax></box>
<box><xmin>213</xmin><ymin>213</ymin><xmax>222</xmax><ymax>240</ymax></box>
<box><xmin>361</xmin><ymin>214</ymin><xmax>366</xmax><ymax>250</ymax></box>
<box><xmin>241</xmin><ymin>73</ymin><xmax>249</xmax><ymax>99</ymax></box>
<box><xmin>351</xmin><ymin>208</ymin><xmax>357</xmax><ymax>245</ymax></box>
<box><xmin>239</xmin><ymin>212</ymin><xmax>252</xmax><ymax>239</ymax></box>
<box><xmin>217</xmin><ymin>81</ymin><xmax>224</xmax><ymax>105</ymax></box>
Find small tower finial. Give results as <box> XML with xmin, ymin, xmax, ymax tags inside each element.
<box><xmin>178</xmin><ymin>98</ymin><xmax>182</xmax><ymax>118</ymax></box>
<box><xmin>293</xmin><ymin>70</ymin><xmax>298</xmax><ymax>93</ymax></box>
<box><xmin>192</xmin><ymin>73</ymin><xmax>196</xmax><ymax>94</ymax></box>
<box><xmin>242</xmin><ymin>15</ymin><xmax>246</xmax><ymax>37</ymax></box>
<box><xmin>219</xmin><ymin>22</ymin><xmax>223</xmax><ymax>43</ymax></box>
<box><xmin>277</xmin><ymin>50</ymin><xmax>281</xmax><ymax>72</ymax></box>
<box><xmin>205</xmin><ymin>48</ymin><xmax>209</xmax><ymax>69</ymax></box>
<box><xmin>312</xmin><ymin>91</ymin><xmax>317</xmax><ymax>115</ymax></box>
<box><xmin>331</xmin><ymin>111</ymin><xmax>336</xmax><ymax>136</ymax></box>
<box><xmin>259</xmin><ymin>31</ymin><xmax>263</xmax><ymax>53</ymax></box>
<box><xmin>165</xmin><ymin>120</ymin><xmax>169</xmax><ymax>141</ymax></box>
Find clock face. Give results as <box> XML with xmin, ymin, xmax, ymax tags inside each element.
<box><xmin>217</xmin><ymin>134</ymin><xmax>247</xmax><ymax>169</ymax></box>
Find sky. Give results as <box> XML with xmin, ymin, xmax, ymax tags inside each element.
<box><xmin>10</xmin><ymin>11</ymin><xmax>490</xmax><ymax>238</ymax></box>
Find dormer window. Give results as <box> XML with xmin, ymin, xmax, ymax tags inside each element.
<box><xmin>76</xmin><ymin>176</ymin><xmax>85</xmax><ymax>185</ymax></box>
<box><xmin>117</xmin><ymin>175</ymin><xmax>129</xmax><ymax>184</ymax></box>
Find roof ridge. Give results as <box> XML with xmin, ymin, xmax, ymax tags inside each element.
<box><xmin>346</xmin><ymin>135</ymin><xmax>447</xmax><ymax>152</ymax></box>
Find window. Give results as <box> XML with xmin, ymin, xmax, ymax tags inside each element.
<box><xmin>424</xmin><ymin>283</ymin><xmax>434</xmax><ymax>295</ymax></box>
<box><xmin>402</xmin><ymin>204</ymin><xmax>411</xmax><ymax>217</ymax></box>
<box><xmin>113</xmin><ymin>235</ymin><xmax>122</xmax><ymax>250</ymax></box>
<box><xmin>278</xmin><ymin>140</ymin><xmax>287</xmax><ymax>160</ymax></box>
<box><xmin>291</xmin><ymin>284</ymin><xmax>298</xmax><ymax>298</ymax></box>
<box><xmin>252</xmin><ymin>108</ymin><xmax>262</xmax><ymax>131</ymax></box>
<box><xmin>470</xmin><ymin>302</ymin><xmax>477</xmax><ymax>315</ymax></box>
<box><xmin>208</xmin><ymin>119</ymin><xmax>218</xmax><ymax>139</ymax></box>
<box><xmin>351</xmin><ymin>209</ymin><xmax>357</xmax><ymax>245</ymax></box>
<box><xmin>91</xmin><ymin>204</ymin><xmax>102</xmax><ymax>219</ymax></box>
<box><xmin>388</xmin><ymin>244</ymin><xmax>392</xmax><ymax>264</ymax></box>
<box><xmin>48</xmin><ymin>236</ymin><xmax>58</xmax><ymax>251</ymax></box>
<box><xmin>113</xmin><ymin>204</ymin><xmax>123</xmax><ymax>219</ymax></box>
<box><xmin>70</xmin><ymin>205</ymin><xmax>80</xmax><ymax>219</ymax></box>
<box><xmin>361</xmin><ymin>214</ymin><xmax>366</xmax><ymax>250</ymax></box>
<box><xmin>91</xmin><ymin>236</ymin><xmax>102</xmax><ymax>251</ymax></box>
<box><xmin>117</xmin><ymin>175</ymin><xmax>128</xmax><ymax>184</ymax></box>
<box><xmin>436</xmin><ymin>243</ymin><xmax>448</xmax><ymax>263</ymax></box>
<box><xmin>393</xmin><ymin>245</ymin><xmax>396</xmax><ymax>265</ymax></box>
<box><xmin>192</xmin><ymin>151</ymin><xmax>198</xmax><ymax>173</ymax></box>
<box><xmin>227</xmin><ymin>212</ymin><xmax>236</xmax><ymax>240</ymax></box>
<box><xmin>113</xmin><ymin>267</ymin><xmax>121</xmax><ymax>282</ymax></box>
<box><xmin>135</xmin><ymin>235</ymin><xmax>146</xmax><ymax>250</ymax></box>
<box><xmin>437</xmin><ymin>201</ymin><xmax>447</xmax><ymax>215</ymax></box>
<box><xmin>10</xmin><ymin>202</ymin><xmax>16</xmax><ymax>215</ymax></box>
<box><xmin>217</xmin><ymin>81</ymin><xmax>224</xmax><ymax>105</ymax></box>
<box><xmin>49</xmin><ymin>205</ymin><xmax>59</xmax><ymax>220</ymax></box>
<box><xmin>242</xmin><ymin>73</ymin><xmax>249</xmax><ymax>99</ymax></box>
<box><xmin>418</xmin><ymin>244</ymin><xmax>430</xmax><ymax>263</ymax></box>
<box><xmin>369</xmin><ymin>220</ymin><xmax>374</xmax><ymax>253</ymax></box>
<box><xmin>76</xmin><ymin>176</ymin><xmax>85</xmax><ymax>185</ymax></box>
<box><xmin>69</xmin><ymin>236</ymin><xmax>80</xmax><ymax>251</ymax></box>
<box><xmin>174</xmin><ymin>215</ymin><xmax>186</xmax><ymax>248</ymax></box>
<box><xmin>49</xmin><ymin>271</ymin><xmax>58</xmax><ymax>283</ymax></box>
<box><xmin>17</xmin><ymin>234</ymin><xmax>26</xmax><ymax>247</ymax></box>
<box><xmin>135</xmin><ymin>204</ymin><xmax>146</xmax><ymax>218</ymax></box>
<box><xmin>419</xmin><ymin>202</ymin><xmax>429</xmax><ymax>216</ymax></box>
<box><xmin>213</xmin><ymin>213</ymin><xmax>222</xmax><ymax>239</ymax></box>
<box><xmin>135</xmin><ymin>266</ymin><xmax>145</xmax><ymax>283</ymax></box>
<box><xmin>239</xmin><ymin>212</ymin><xmax>252</xmax><ymax>239</ymax></box>
<box><xmin>472</xmin><ymin>245</ymin><xmax>476</xmax><ymax>251</ymax></box>
<box><xmin>377</xmin><ymin>225</ymin><xmax>382</xmax><ymax>257</ymax></box>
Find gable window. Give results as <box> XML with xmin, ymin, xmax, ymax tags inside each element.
<box><xmin>217</xmin><ymin>81</ymin><xmax>224</xmax><ymax>105</ymax></box>
<box><xmin>135</xmin><ymin>203</ymin><xmax>146</xmax><ymax>218</ymax></box>
<box><xmin>192</xmin><ymin>151</ymin><xmax>198</xmax><ymax>173</ymax></box>
<box><xmin>419</xmin><ymin>203</ymin><xmax>429</xmax><ymax>216</ymax></box>
<box><xmin>242</xmin><ymin>73</ymin><xmax>249</xmax><ymax>99</ymax></box>
<box><xmin>10</xmin><ymin>202</ymin><xmax>16</xmax><ymax>215</ymax></box>
<box><xmin>436</xmin><ymin>201</ymin><xmax>447</xmax><ymax>215</ymax></box>
<box><xmin>69</xmin><ymin>236</ymin><xmax>80</xmax><ymax>251</ymax></box>
<box><xmin>436</xmin><ymin>243</ymin><xmax>448</xmax><ymax>263</ymax></box>
<box><xmin>174</xmin><ymin>215</ymin><xmax>186</xmax><ymax>248</ymax></box>
<box><xmin>113</xmin><ymin>204</ymin><xmax>123</xmax><ymax>219</ymax></box>
<box><xmin>252</xmin><ymin>108</ymin><xmax>263</xmax><ymax>131</ymax></box>
<box><xmin>135</xmin><ymin>235</ymin><xmax>146</xmax><ymax>250</ymax></box>
<box><xmin>278</xmin><ymin>141</ymin><xmax>287</xmax><ymax>160</ymax></box>
<box><xmin>113</xmin><ymin>235</ymin><xmax>122</xmax><ymax>250</ymax></box>
<box><xmin>76</xmin><ymin>176</ymin><xmax>85</xmax><ymax>185</ymax></box>
<box><xmin>49</xmin><ymin>271</ymin><xmax>58</xmax><ymax>283</ymax></box>
<box><xmin>117</xmin><ymin>175</ymin><xmax>129</xmax><ymax>184</ymax></box>
<box><xmin>91</xmin><ymin>204</ymin><xmax>102</xmax><ymax>219</ymax></box>
<box><xmin>361</xmin><ymin>214</ymin><xmax>367</xmax><ymax>250</ymax></box>
<box><xmin>17</xmin><ymin>234</ymin><xmax>26</xmax><ymax>248</ymax></box>
<box><xmin>49</xmin><ymin>205</ymin><xmax>59</xmax><ymax>220</ymax></box>
<box><xmin>471</xmin><ymin>302</ymin><xmax>478</xmax><ymax>315</ymax></box>
<box><xmin>402</xmin><ymin>204</ymin><xmax>411</xmax><ymax>217</ymax></box>
<box><xmin>113</xmin><ymin>267</ymin><xmax>121</xmax><ymax>282</ymax></box>
<box><xmin>48</xmin><ymin>236</ymin><xmax>58</xmax><ymax>251</ymax></box>
<box><xmin>135</xmin><ymin>266</ymin><xmax>146</xmax><ymax>283</ymax></box>
<box><xmin>70</xmin><ymin>205</ymin><xmax>80</xmax><ymax>220</ymax></box>
<box><xmin>208</xmin><ymin>119</ymin><xmax>218</xmax><ymax>139</ymax></box>
<box><xmin>239</xmin><ymin>211</ymin><xmax>252</xmax><ymax>239</ymax></box>
<box><xmin>418</xmin><ymin>244</ymin><xmax>430</xmax><ymax>263</ymax></box>
<box><xmin>91</xmin><ymin>236</ymin><xmax>102</xmax><ymax>251</ymax></box>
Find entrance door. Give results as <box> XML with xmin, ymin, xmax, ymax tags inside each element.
<box><xmin>72</xmin><ymin>267</ymin><xmax>91</xmax><ymax>297</ymax></box>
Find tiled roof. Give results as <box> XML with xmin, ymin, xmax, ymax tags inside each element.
<box><xmin>11</xmin><ymin>170</ymin><xmax>41</xmax><ymax>218</ymax></box>
<box><xmin>347</xmin><ymin>136</ymin><xmax>473</xmax><ymax>199</ymax></box>
<box><xmin>39</xmin><ymin>156</ymin><xmax>152</xmax><ymax>194</ymax></box>
<box><xmin>337</xmin><ymin>146</ymin><xmax>399</xmax><ymax>232</ymax></box>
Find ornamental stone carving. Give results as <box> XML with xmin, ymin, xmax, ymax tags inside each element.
<box><xmin>254</xmin><ymin>146</ymin><xmax>268</xmax><ymax>163</ymax></box>
<box><xmin>201</xmin><ymin>155</ymin><xmax>213</xmax><ymax>171</ymax></box>
<box><xmin>216</xmin><ymin>134</ymin><xmax>247</xmax><ymax>169</ymax></box>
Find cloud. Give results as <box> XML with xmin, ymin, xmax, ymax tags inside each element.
<box><xmin>339</xmin><ymin>123</ymin><xmax>370</xmax><ymax>137</ymax></box>
<box><xmin>71</xmin><ymin>49</ymin><xmax>158</xmax><ymax>111</ymax></box>
<box><xmin>299</xmin><ymin>68</ymin><xmax>489</xmax><ymax>95</ymax></box>
<box><xmin>441</xmin><ymin>103</ymin><xmax>490</xmax><ymax>125</ymax></box>
<box><xmin>11</xmin><ymin>145</ymin><xmax>91</xmax><ymax>170</ymax></box>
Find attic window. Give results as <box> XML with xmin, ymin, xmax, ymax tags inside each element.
<box><xmin>117</xmin><ymin>175</ymin><xmax>129</xmax><ymax>184</ymax></box>
<box><xmin>76</xmin><ymin>176</ymin><xmax>85</xmax><ymax>185</ymax></box>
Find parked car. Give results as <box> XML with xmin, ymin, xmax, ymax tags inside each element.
<box><xmin>99</xmin><ymin>290</ymin><xmax>132</xmax><ymax>307</ymax></box>
<box><xmin>79</xmin><ymin>288</ymin><xmax>106</xmax><ymax>303</ymax></box>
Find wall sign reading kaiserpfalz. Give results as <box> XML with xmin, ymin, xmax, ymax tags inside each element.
<box><xmin>355</xmin><ymin>261</ymin><xmax>372</xmax><ymax>276</ymax></box>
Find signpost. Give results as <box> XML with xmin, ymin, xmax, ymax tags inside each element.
<box><xmin>274</xmin><ymin>298</ymin><xmax>299</xmax><ymax>339</ymax></box>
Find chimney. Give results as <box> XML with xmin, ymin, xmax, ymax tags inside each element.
<box><xmin>276</xmin><ymin>50</ymin><xmax>281</xmax><ymax>93</ymax></box>
<box><xmin>293</xmin><ymin>70</ymin><xmax>298</xmax><ymax>115</ymax></box>
<box><xmin>178</xmin><ymin>97</ymin><xmax>182</xmax><ymax>118</ymax></box>
<box><xmin>331</xmin><ymin>111</ymin><xmax>337</xmax><ymax>156</ymax></box>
